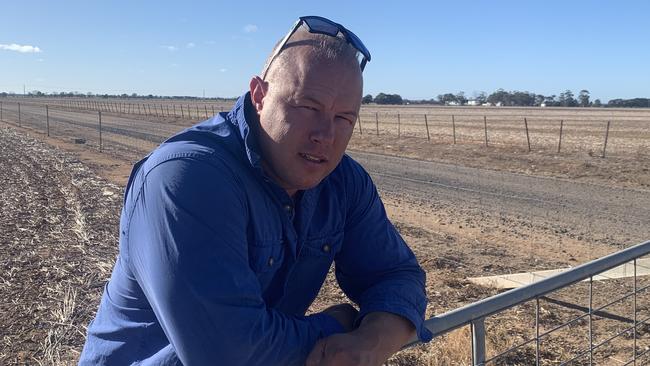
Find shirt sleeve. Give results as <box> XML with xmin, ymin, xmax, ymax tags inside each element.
<box><xmin>335</xmin><ymin>157</ymin><xmax>433</xmax><ymax>342</ymax></box>
<box><xmin>125</xmin><ymin>156</ymin><xmax>343</xmax><ymax>366</ymax></box>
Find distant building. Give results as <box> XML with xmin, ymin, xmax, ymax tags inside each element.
<box><xmin>467</xmin><ymin>100</ymin><xmax>479</xmax><ymax>106</ymax></box>
<box><xmin>446</xmin><ymin>101</ymin><xmax>461</xmax><ymax>106</ymax></box>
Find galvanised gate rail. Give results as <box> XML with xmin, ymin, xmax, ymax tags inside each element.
<box><xmin>407</xmin><ymin>240</ymin><xmax>650</xmax><ymax>365</ymax></box>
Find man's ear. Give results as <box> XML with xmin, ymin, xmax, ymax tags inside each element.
<box><xmin>249</xmin><ymin>76</ymin><xmax>268</xmax><ymax>115</ymax></box>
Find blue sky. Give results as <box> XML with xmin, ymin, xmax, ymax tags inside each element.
<box><xmin>1</xmin><ymin>0</ymin><xmax>648</xmax><ymax>102</ymax></box>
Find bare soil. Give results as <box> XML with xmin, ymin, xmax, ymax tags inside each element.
<box><xmin>1</xmin><ymin>101</ymin><xmax>649</xmax><ymax>365</ymax></box>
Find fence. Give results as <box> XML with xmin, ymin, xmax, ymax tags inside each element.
<box><xmin>406</xmin><ymin>240</ymin><xmax>650</xmax><ymax>365</ymax></box>
<box><xmin>357</xmin><ymin>111</ymin><xmax>650</xmax><ymax>158</ymax></box>
<box><xmin>2</xmin><ymin>99</ymin><xmax>649</xmax><ymax>158</ymax></box>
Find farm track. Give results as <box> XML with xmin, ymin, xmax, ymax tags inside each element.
<box><xmin>350</xmin><ymin>150</ymin><xmax>650</xmax><ymax>248</ymax></box>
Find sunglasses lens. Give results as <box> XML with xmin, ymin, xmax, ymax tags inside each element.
<box><xmin>303</xmin><ymin>17</ymin><xmax>340</xmax><ymax>36</ymax></box>
<box><xmin>343</xmin><ymin>30</ymin><xmax>370</xmax><ymax>61</ymax></box>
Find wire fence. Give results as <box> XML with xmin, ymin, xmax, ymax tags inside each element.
<box><xmin>357</xmin><ymin>111</ymin><xmax>650</xmax><ymax>158</ymax></box>
<box><xmin>407</xmin><ymin>240</ymin><xmax>650</xmax><ymax>365</ymax></box>
<box><xmin>2</xmin><ymin>98</ymin><xmax>648</xmax><ymax>159</ymax></box>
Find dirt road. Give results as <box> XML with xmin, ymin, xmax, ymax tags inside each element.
<box><xmin>350</xmin><ymin>150</ymin><xmax>650</xmax><ymax>248</ymax></box>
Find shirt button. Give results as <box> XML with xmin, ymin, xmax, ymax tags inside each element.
<box><xmin>268</xmin><ymin>257</ymin><xmax>274</xmax><ymax>266</ymax></box>
<box><xmin>283</xmin><ymin>204</ymin><xmax>292</xmax><ymax>212</ymax></box>
<box><xmin>322</xmin><ymin>244</ymin><xmax>331</xmax><ymax>253</ymax></box>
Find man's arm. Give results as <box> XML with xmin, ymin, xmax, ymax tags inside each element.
<box><xmin>313</xmin><ymin>157</ymin><xmax>432</xmax><ymax>363</ymax></box>
<box><xmin>127</xmin><ymin>157</ymin><xmax>343</xmax><ymax>365</ymax></box>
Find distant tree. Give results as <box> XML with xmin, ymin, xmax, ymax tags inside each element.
<box><xmin>511</xmin><ymin>91</ymin><xmax>535</xmax><ymax>106</ymax></box>
<box><xmin>0</xmin><ymin>92</ymin><xmax>7</xmax><ymax>98</ymax></box>
<box><xmin>437</xmin><ymin>93</ymin><xmax>457</xmax><ymax>104</ymax></box>
<box><xmin>455</xmin><ymin>92</ymin><xmax>467</xmax><ymax>105</ymax></box>
<box><xmin>559</xmin><ymin>90</ymin><xmax>577</xmax><ymax>107</ymax></box>
<box><xmin>131</xmin><ymin>93</ymin><xmax>138</xmax><ymax>98</ymax></box>
<box><xmin>374</xmin><ymin>93</ymin><xmax>403</xmax><ymax>105</ymax></box>
<box><xmin>535</xmin><ymin>94</ymin><xmax>545</xmax><ymax>106</ymax></box>
<box><xmin>606</xmin><ymin>98</ymin><xmax>650</xmax><ymax>108</ymax></box>
<box><xmin>474</xmin><ymin>91</ymin><xmax>487</xmax><ymax>104</ymax></box>
<box><xmin>487</xmin><ymin>89</ymin><xmax>511</xmax><ymax>105</ymax></box>
<box><xmin>362</xmin><ymin>94</ymin><xmax>373</xmax><ymax>104</ymax></box>
<box><xmin>593</xmin><ymin>99</ymin><xmax>602</xmax><ymax>107</ymax></box>
<box><xmin>578</xmin><ymin>90</ymin><xmax>590</xmax><ymax>107</ymax></box>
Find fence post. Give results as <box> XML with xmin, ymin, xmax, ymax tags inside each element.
<box><xmin>98</xmin><ymin>111</ymin><xmax>103</xmax><ymax>152</ymax></box>
<box><xmin>174</xmin><ymin>104</ymin><xmax>177</xmax><ymax>117</ymax></box>
<box><xmin>452</xmin><ymin>114</ymin><xmax>456</xmax><ymax>144</ymax></box>
<box><xmin>524</xmin><ymin>117</ymin><xmax>531</xmax><ymax>152</ymax></box>
<box><xmin>188</xmin><ymin>104</ymin><xmax>191</xmax><ymax>119</ymax></box>
<box><xmin>18</xmin><ymin>103</ymin><xmax>21</xmax><ymax>126</ymax></box>
<box><xmin>212</xmin><ymin>105</ymin><xmax>215</xmax><ymax>116</ymax></box>
<box><xmin>46</xmin><ymin>105</ymin><xmax>50</xmax><ymax>137</ymax></box>
<box><xmin>375</xmin><ymin>112</ymin><xmax>379</xmax><ymax>135</ymax></box>
<box><xmin>471</xmin><ymin>318</ymin><xmax>486</xmax><ymax>366</ymax></box>
<box><xmin>196</xmin><ymin>104</ymin><xmax>199</xmax><ymax>119</ymax></box>
<box><xmin>557</xmin><ymin>119</ymin><xmax>564</xmax><ymax>153</ymax></box>
<box><xmin>0</xmin><ymin>101</ymin><xmax>2</xmax><ymax>121</ymax></box>
<box><xmin>397</xmin><ymin>113</ymin><xmax>401</xmax><ymax>137</ymax></box>
<box><xmin>357</xmin><ymin>115</ymin><xmax>363</xmax><ymax>135</ymax></box>
<box><xmin>483</xmin><ymin>115</ymin><xmax>488</xmax><ymax>147</ymax></box>
<box><xmin>181</xmin><ymin>104</ymin><xmax>184</xmax><ymax>118</ymax></box>
<box><xmin>602</xmin><ymin>120</ymin><xmax>611</xmax><ymax>158</ymax></box>
<box><xmin>204</xmin><ymin>105</ymin><xmax>208</xmax><ymax>119</ymax></box>
<box><xmin>166</xmin><ymin>104</ymin><xmax>170</xmax><ymax>117</ymax></box>
<box><xmin>424</xmin><ymin>114</ymin><xmax>430</xmax><ymax>141</ymax></box>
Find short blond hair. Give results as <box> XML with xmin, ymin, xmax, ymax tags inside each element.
<box><xmin>261</xmin><ymin>24</ymin><xmax>361</xmax><ymax>80</ymax></box>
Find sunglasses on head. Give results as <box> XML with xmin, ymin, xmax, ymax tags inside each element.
<box><xmin>261</xmin><ymin>15</ymin><xmax>371</xmax><ymax>80</ymax></box>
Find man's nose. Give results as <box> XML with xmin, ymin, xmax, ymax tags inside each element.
<box><xmin>310</xmin><ymin>116</ymin><xmax>335</xmax><ymax>145</ymax></box>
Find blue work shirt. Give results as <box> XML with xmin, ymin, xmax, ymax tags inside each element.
<box><xmin>79</xmin><ymin>93</ymin><xmax>432</xmax><ymax>365</ymax></box>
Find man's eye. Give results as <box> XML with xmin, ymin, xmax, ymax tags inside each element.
<box><xmin>337</xmin><ymin>116</ymin><xmax>355</xmax><ymax>125</ymax></box>
<box><xmin>299</xmin><ymin>105</ymin><xmax>318</xmax><ymax>111</ymax></box>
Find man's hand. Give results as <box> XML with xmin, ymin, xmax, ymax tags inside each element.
<box><xmin>322</xmin><ymin>303</ymin><xmax>358</xmax><ymax>332</ymax></box>
<box><xmin>306</xmin><ymin>312</ymin><xmax>415</xmax><ymax>366</ymax></box>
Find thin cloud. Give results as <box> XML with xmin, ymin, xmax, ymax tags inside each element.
<box><xmin>186</xmin><ymin>42</ymin><xmax>195</xmax><ymax>48</ymax></box>
<box><xmin>243</xmin><ymin>24</ymin><xmax>258</xmax><ymax>33</ymax></box>
<box><xmin>220</xmin><ymin>68</ymin><xmax>227</xmax><ymax>73</ymax></box>
<box><xmin>0</xmin><ymin>43</ymin><xmax>42</xmax><ymax>53</ymax></box>
<box><xmin>161</xmin><ymin>45</ymin><xmax>178</xmax><ymax>52</ymax></box>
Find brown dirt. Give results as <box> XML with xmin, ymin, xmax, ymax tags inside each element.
<box><xmin>1</xmin><ymin>102</ymin><xmax>649</xmax><ymax>365</ymax></box>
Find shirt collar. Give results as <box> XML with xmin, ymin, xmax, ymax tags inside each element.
<box><xmin>227</xmin><ymin>92</ymin><xmax>263</xmax><ymax>170</ymax></box>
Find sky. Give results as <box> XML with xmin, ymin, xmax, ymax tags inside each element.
<box><xmin>1</xmin><ymin>0</ymin><xmax>649</xmax><ymax>102</ymax></box>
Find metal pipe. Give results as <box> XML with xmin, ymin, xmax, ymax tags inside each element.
<box><xmin>405</xmin><ymin>240</ymin><xmax>650</xmax><ymax>346</ymax></box>
<box><xmin>472</xmin><ymin>318</ymin><xmax>486</xmax><ymax>365</ymax></box>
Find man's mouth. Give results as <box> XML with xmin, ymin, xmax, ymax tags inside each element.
<box><xmin>299</xmin><ymin>153</ymin><xmax>327</xmax><ymax>164</ymax></box>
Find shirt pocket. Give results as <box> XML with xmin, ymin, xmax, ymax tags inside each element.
<box><xmin>279</xmin><ymin>231</ymin><xmax>345</xmax><ymax>315</ymax></box>
<box><xmin>300</xmin><ymin>230</ymin><xmax>344</xmax><ymax>260</ymax></box>
<box><xmin>248</xmin><ymin>238</ymin><xmax>285</xmax><ymax>274</ymax></box>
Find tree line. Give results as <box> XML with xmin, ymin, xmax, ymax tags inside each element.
<box><xmin>0</xmin><ymin>91</ymin><xmax>237</xmax><ymax>101</ymax></box>
<box><xmin>362</xmin><ymin>89</ymin><xmax>649</xmax><ymax>108</ymax></box>
<box><xmin>3</xmin><ymin>90</ymin><xmax>648</xmax><ymax>108</ymax></box>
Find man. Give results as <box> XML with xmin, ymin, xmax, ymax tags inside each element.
<box><xmin>80</xmin><ymin>16</ymin><xmax>431</xmax><ymax>365</ymax></box>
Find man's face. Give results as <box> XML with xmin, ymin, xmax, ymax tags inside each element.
<box><xmin>250</xmin><ymin>52</ymin><xmax>362</xmax><ymax>197</ymax></box>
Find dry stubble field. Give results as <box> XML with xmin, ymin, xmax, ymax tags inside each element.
<box><xmin>1</xmin><ymin>99</ymin><xmax>650</xmax><ymax>365</ymax></box>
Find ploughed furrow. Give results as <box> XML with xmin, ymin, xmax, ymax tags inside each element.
<box><xmin>0</xmin><ymin>126</ymin><xmax>121</xmax><ymax>365</ymax></box>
